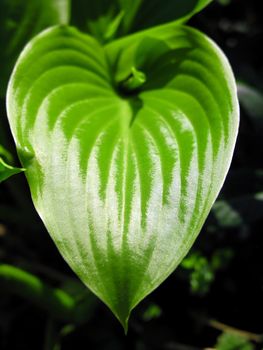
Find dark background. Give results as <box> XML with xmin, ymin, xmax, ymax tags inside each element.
<box><xmin>0</xmin><ymin>0</ymin><xmax>263</xmax><ymax>349</ymax></box>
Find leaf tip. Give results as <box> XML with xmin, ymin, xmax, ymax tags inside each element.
<box><xmin>109</xmin><ymin>303</ymin><xmax>132</xmax><ymax>334</ymax></box>
<box><xmin>119</xmin><ymin>314</ymin><xmax>130</xmax><ymax>335</ymax></box>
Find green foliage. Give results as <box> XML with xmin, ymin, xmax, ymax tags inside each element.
<box><xmin>216</xmin><ymin>332</ymin><xmax>255</xmax><ymax>350</ymax></box>
<box><xmin>181</xmin><ymin>249</ymin><xmax>233</xmax><ymax>294</ymax></box>
<box><xmin>216</xmin><ymin>0</ymin><xmax>232</xmax><ymax>5</ymax></box>
<box><xmin>0</xmin><ymin>0</ymin><xmax>69</xmax><ymax>95</ymax></box>
<box><xmin>142</xmin><ymin>303</ymin><xmax>162</xmax><ymax>321</ymax></box>
<box><xmin>0</xmin><ymin>264</ymin><xmax>97</xmax><ymax>324</ymax></box>
<box><xmin>0</xmin><ymin>145</ymin><xmax>24</xmax><ymax>182</ymax></box>
<box><xmin>71</xmin><ymin>0</ymin><xmax>213</xmax><ymax>42</ymax></box>
<box><xmin>212</xmin><ymin>194</ymin><xmax>263</xmax><ymax>228</ymax></box>
<box><xmin>182</xmin><ymin>253</ymin><xmax>214</xmax><ymax>294</ymax></box>
<box><xmin>6</xmin><ymin>12</ymin><xmax>239</xmax><ymax>329</ymax></box>
<box><xmin>126</xmin><ymin>0</ymin><xmax>213</xmax><ymax>32</ymax></box>
<box><xmin>237</xmin><ymin>82</ymin><xmax>263</xmax><ymax>133</ymax></box>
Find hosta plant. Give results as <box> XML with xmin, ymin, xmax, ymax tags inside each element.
<box><xmin>5</xmin><ymin>0</ymin><xmax>239</xmax><ymax>330</ymax></box>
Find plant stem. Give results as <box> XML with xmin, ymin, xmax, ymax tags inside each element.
<box><xmin>208</xmin><ymin>319</ymin><xmax>263</xmax><ymax>343</ymax></box>
<box><xmin>44</xmin><ymin>319</ymin><xmax>60</xmax><ymax>350</ymax></box>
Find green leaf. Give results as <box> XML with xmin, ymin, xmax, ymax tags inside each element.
<box><xmin>217</xmin><ymin>0</ymin><xmax>232</xmax><ymax>6</ymax></box>
<box><xmin>142</xmin><ymin>303</ymin><xmax>162</xmax><ymax>321</ymax></box>
<box><xmin>70</xmin><ymin>0</ymin><xmax>213</xmax><ymax>42</ymax></box>
<box><xmin>212</xmin><ymin>193</ymin><xmax>263</xmax><ymax>228</ymax></box>
<box><xmin>237</xmin><ymin>82</ymin><xmax>263</xmax><ymax>132</ymax></box>
<box><xmin>0</xmin><ymin>0</ymin><xmax>69</xmax><ymax>96</ymax></box>
<box><xmin>7</xmin><ymin>23</ymin><xmax>239</xmax><ymax>330</ymax></box>
<box><xmin>216</xmin><ymin>332</ymin><xmax>255</xmax><ymax>350</ymax></box>
<box><xmin>181</xmin><ymin>249</ymin><xmax>233</xmax><ymax>295</ymax></box>
<box><xmin>0</xmin><ymin>145</ymin><xmax>24</xmax><ymax>183</ymax></box>
<box><xmin>127</xmin><ymin>0</ymin><xmax>213</xmax><ymax>33</ymax></box>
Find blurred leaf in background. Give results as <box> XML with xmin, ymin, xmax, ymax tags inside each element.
<box><xmin>181</xmin><ymin>249</ymin><xmax>233</xmax><ymax>295</ymax></box>
<box><xmin>237</xmin><ymin>82</ymin><xmax>263</xmax><ymax>134</ymax></box>
<box><xmin>142</xmin><ymin>303</ymin><xmax>162</xmax><ymax>322</ymax></box>
<box><xmin>0</xmin><ymin>0</ymin><xmax>69</xmax><ymax>96</ymax></box>
<box><xmin>215</xmin><ymin>332</ymin><xmax>255</xmax><ymax>350</ymax></box>
<box><xmin>71</xmin><ymin>0</ymin><xmax>213</xmax><ymax>42</ymax></box>
<box><xmin>216</xmin><ymin>0</ymin><xmax>232</xmax><ymax>6</ymax></box>
<box><xmin>212</xmin><ymin>193</ymin><xmax>263</xmax><ymax>229</ymax></box>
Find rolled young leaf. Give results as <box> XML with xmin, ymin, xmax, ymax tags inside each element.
<box><xmin>7</xmin><ymin>23</ymin><xmax>239</xmax><ymax>330</ymax></box>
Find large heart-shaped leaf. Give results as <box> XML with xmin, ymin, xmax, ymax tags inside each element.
<box><xmin>7</xmin><ymin>23</ymin><xmax>239</xmax><ymax>329</ymax></box>
<box><xmin>0</xmin><ymin>0</ymin><xmax>69</xmax><ymax>95</ymax></box>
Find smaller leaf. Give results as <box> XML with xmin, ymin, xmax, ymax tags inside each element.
<box><xmin>104</xmin><ymin>11</ymin><xmax>125</xmax><ymax>41</ymax></box>
<box><xmin>211</xmin><ymin>249</ymin><xmax>233</xmax><ymax>270</ymax></box>
<box><xmin>212</xmin><ymin>193</ymin><xmax>263</xmax><ymax>228</ymax></box>
<box><xmin>70</xmin><ymin>0</ymin><xmax>213</xmax><ymax>41</ymax></box>
<box><xmin>0</xmin><ymin>145</ymin><xmax>13</xmax><ymax>164</ymax></box>
<box><xmin>181</xmin><ymin>249</ymin><xmax>233</xmax><ymax>294</ymax></box>
<box><xmin>0</xmin><ymin>0</ymin><xmax>69</xmax><ymax>95</ymax></box>
<box><xmin>217</xmin><ymin>0</ymin><xmax>232</xmax><ymax>5</ymax></box>
<box><xmin>0</xmin><ymin>157</ymin><xmax>24</xmax><ymax>183</ymax></box>
<box><xmin>71</xmin><ymin>0</ymin><xmax>117</xmax><ymax>42</ymax></box>
<box><xmin>128</xmin><ymin>0</ymin><xmax>213</xmax><ymax>33</ymax></box>
<box><xmin>181</xmin><ymin>253</ymin><xmax>214</xmax><ymax>294</ymax></box>
<box><xmin>142</xmin><ymin>303</ymin><xmax>162</xmax><ymax>321</ymax></box>
<box><xmin>0</xmin><ymin>145</ymin><xmax>24</xmax><ymax>183</ymax></box>
<box><xmin>117</xmin><ymin>0</ymin><xmax>142</xmax><ymax>33</ymax></box>
<box><xmin>237</xmin><ymin>82</ymin><xmax>263</xmax><ymax>132</ymax></box>
<box><xmin>216</xmin><ymin>332</ymin><xmax>255</xmax><ymax>350</ymax></box>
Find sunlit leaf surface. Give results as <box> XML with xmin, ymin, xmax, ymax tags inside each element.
<box><xmin>7</xmin><ymin>23</ymin><xmax>239</xmax><ymax>329</ymax></box>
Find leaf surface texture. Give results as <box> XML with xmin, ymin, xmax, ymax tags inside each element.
<box><xmin>7</xmin><ymin>24</ymin><xmax>239</xmax><ymax>329</ymax></box>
